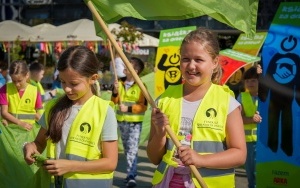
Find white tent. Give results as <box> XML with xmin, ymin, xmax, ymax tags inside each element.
<box><xmin>30</xmin><ymin>23</ymin><xmax>56</xmax><ymax>42</ymax></box>
<box><xmin>37</xmin><ymin>19</ymin><xmax>103</xmax><ymax>42</ymax></box>
<box><xmin>0</xmin><ymin>20</ymin><xmax>32</xmax><ymax>42</ymax></box>
<box><xmin>108</xmin><ymin>23</ymin><xmax>159</xmax><ymax>47</ymax></box>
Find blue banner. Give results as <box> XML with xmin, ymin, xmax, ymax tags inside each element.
<box><xmin>257</xmin><ymin>2</ymin><xmax>300</xmax><ymax>187</ymax></box>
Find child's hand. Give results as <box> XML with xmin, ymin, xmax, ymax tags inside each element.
<box><xmin>19</xmin><ymin>121</ymin><xmax>33</xmax><ymax>131</ymax></box>
<box><xmin>1</xmin><ymin>119</ymin><xmax>8</xmax><ymax>126</ymax></box>
<box><xmin>253</xmin><ymin>111</ymin><xmax>262</xmax><ymax>123</ymax></box>
<box><xmin>49</xmin><ymin>89</ymin><xmax>57</xmax><ymax>98</ymax></box>
<box><xmin>177</xmin><ymin>145</ymin><xmax>200</xmax><ymax>166</ymax></box>
<box><xmin>113</xmin><ymin>80</ymin><xmax>119</xmax><ymax>94</ymax></box>
<box><xmin>119</xmin><ymin>104</ymin><xmax>128</xmax><ymax>112</ymax></box>
<box><xmin>23</xmin><ymin>142</ymin><xmax>40</xmax><ymax>165</ymax></box>
<box><xmin>44</xmin><ymin>159</ymin><xmax>73</xmax><ymax>176</ymax></box>
<box><xmin>256</xmin><ymin>64</ymin><xmax>262</xmax><ymax>74</ymax></box>
<box><xmin>151</xmin><ymin>108</ymin><xmax>168</xmax><ymax>136</ymax></box>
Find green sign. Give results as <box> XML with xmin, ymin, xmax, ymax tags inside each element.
<box><xmin>158</xmin><ymin>26</ymin><xmax>196</xmax><ymax>47</ymax></box>
<box><xmin>220</xmin><ymin>49</ymin><xmax>260</xmax><ymax>63</ymax></box>
<box><xmin>272</xmin><ymin>2</ymin><xmax>300</xmax><ymax>26</ymax></box>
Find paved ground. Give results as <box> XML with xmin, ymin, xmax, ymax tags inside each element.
<box><xmin>113</xmin><ymin>144</ymin><xmax>248</xmax><ymax>188</ymax></box>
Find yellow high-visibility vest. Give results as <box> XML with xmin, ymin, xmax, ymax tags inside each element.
<box><xmin>45</xmin><ymin>96</ymin><xmax>113</xmax><ymax>188</ymax></box>
<box><xmin>152</xmin><ymin>84</ymin><xmax>235</xmax><ymax>188</ymax></box>
<box><xmin>6</xmin><ymin>83</ymin><xmax>38</xmax><ymax>124</ymax></box>
<box><xmin>241</xmin><ymin>92</ymin><xmax>257</xmax><ymax>142</ymax></box>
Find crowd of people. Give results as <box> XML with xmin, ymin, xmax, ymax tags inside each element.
<box><xmin>0</xmin><ymin>27</ymin><xmax>263</xmax><ymax>188</ymax></box>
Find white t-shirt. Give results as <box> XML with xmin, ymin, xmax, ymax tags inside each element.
<box><xmin>178</xmin><ymin>96</ymin><xmax>240</xmax><ymax>146</ymax></box>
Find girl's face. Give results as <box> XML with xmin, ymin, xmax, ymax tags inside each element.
<box><xmin>180</xmin><ymin>41</ymin><xmax>217</xmax><ymax>87</ymax></box>
<box><xmin>11</xmin><ymin>73</ymin><xmax>29</xmax><ymax>91</ymax></box>
<box><xmin>59</xmin><ymin>68</ymin><xmax>97</xmax><ymax>105</ymax></box>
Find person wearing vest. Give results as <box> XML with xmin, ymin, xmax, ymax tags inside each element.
<box><xmin>29</xmin><ymin>62</ymin><xmax>60</xmax><ymax>103</ymax></box>
<box><xmin>0</xmin><ymin>59</ymin><xmax>8</xmax><ymax>89</ymax></box>
<box><xmin>111</xmin><ymin>57</ymin><xmax>148</xmax><ymax>188</ymax></box>
<box><xmin>0</xmin><ymin>60</ymin><xmax>43</xmax><ymax>128</ymax></box>
<box><xmin>24</xmin><ymin>46</ymin><xmax>118</xmax><ymax>188</ymax></box>
<box><xmin>237</xmin><ymin>67</ymin><xmax>262</xmax><ymax>188</ymax></box>
<box><xmin>147</xmin><ymin>28</ymin><xmax>246</xmax><ymax>188</ymax></box>
<box><xmin>0</xmin><ymin>60</ymin><xmax>43</xmax><ymax>188</ymax></box>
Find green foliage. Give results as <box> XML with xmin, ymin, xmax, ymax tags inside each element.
<box><xmin>111</xmin><ymin>21</ymin><xmax>143</xmax><ymax>44</ymax></box>
<box><xmin>11</xmin><ymin>39</ymin><xmax>24</xmax><ymax>62</ymax></box>
<box><xmin>140</xmin><ymin>52</ymin><xmax>156</xmax><ymax>77</ymax></box>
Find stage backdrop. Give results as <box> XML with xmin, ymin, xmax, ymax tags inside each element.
<box><xmin>257</xmin><ymin>2</ymin><xmax>300</xmax><ymax>187</ymax></box>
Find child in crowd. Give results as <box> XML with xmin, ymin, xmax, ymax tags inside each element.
<box><xmin>0</xmin><ymin>60</ymin><xmax>8</xmax><ymax>88</ymax></box>
<box><xmin>29</xmin><ymin>62</ymin><xmax>57</xmax><ymax>102</ymax></box>
<box><xmin>0</xmin><ymin>60</ymin><xmax>43</xmax><ymax>188</ymax></box>
<box><xmin>111</xmin><ymin>57</ymin><xmax>148</xmax><ymax>187</ymax></box>
<box><xmin>237</xmin><ymin>66</ymin><xmax>262</xmax><ymax>188</ymax></box>
<box><xmin>23</xmin><ymin>46</ymin><xmax>118</xmax><ymax>188</ymax></box>
<box><xmin>147</xmin><ymin>28</ymin><xmax>246</xmax><ymax>188</ymax></box>
<box><xmin>0</xmin><ymin>60</ymin><xmax>43</xmax><ymax>128</ymax></box>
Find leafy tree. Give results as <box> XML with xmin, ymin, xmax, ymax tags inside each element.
<box><xmin>11</xmin><ymin>39</ymin><xmax>24</xmax><ymax>62</ymax></box>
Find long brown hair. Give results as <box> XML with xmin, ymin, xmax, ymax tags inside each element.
<box><xmin>46</xmin><ymin>46</ymin><xmax>99</xmax><ymax>142</ymax></box>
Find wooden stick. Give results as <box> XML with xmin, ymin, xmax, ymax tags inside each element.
<box><xmin>108</xmin><ymin>39</ymin><xmax>122</xmax><ymax>104</ymax></box>
<box><xmin>86</xmin><ymin>1</ymin><xmax>207</xmax><ymax>188</ymax></box>
<box><xmin>107</xmin><ymin>40</ymin><xmax>118</xmax><ymax>82</ymax></box>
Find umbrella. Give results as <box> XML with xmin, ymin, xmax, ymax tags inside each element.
<box><xmin>0</xmin><ymin>20</ymin><xmax>32</xmax><ymax>42</ymax></box>
<box><xmin>30</xmin><ymin>23</ymin><xmax>56</xmax><ymax>42</ymax></box>
<box><xmin>36</xmin><ymin>19</ymin><xmax>103</xmax><ymax>42</ymax></box>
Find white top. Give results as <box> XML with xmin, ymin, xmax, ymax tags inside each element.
<box><xmin>110</xmin><ymin>57</ymin><xmax>126</xmax><ymax>78</ymax></box>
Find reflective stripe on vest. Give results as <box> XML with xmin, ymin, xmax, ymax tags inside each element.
<box><xmin>241</xmin><ymin>92</ymin><xmax>257</xmax><ymax>142</ymax></box>
<box><xmin>45</xmin><ymin>96</ymin><xmax>113</xmax><ymax>188</ymax></box>
<box><xmin>116</xmin><ymin>81</ymin><xmax>145</xmax><ymax>122</ymax></box>
<box><xmin>166</xmin><ymin>138</ymin><xmax>227</xmax><ymax>153</ymax></box>
<box><xmin>7</xmin><ymin>83</ymin><xmax>38</xmax><ymax>124</ymax></box>
<box><xmin>10</xmin><ymin>113</ymin><xmax>36</xmax><ymax>119</ymax></box>
<box><xmin>153</xmin><ymin>84</ymin><xmax>234</xmax><ymax>188</ymax></box>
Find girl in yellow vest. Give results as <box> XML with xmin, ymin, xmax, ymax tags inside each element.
<box><xmin>237</xmin><ymin>67</ymin><xmax>262</xmax><ymax>188</ymax></box>
<box><xmin>147</xmin><ymin>28</ymin><xmax>247</xmax><ymax>188</ymax></box>
<box><xmin>0</xmin><ymin>60</ymin><xmax>43</xmax><ymax>188</ymax></box>
<box><xmin>23</xmin><ymin>46</ymin><xmax>118</xmax><ymax>188</ymax></box>
<box><xmin>0</xmin><ymin>60</ymin><xmax>43</xmax><ymax>129</ymax></box>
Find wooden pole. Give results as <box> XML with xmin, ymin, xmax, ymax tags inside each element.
<box><xmin>86</xmin><ymin>1</ymin><xmax>207</xmax><ymax>187</ymax></box>
<box><xmin>107</xmin><ymin>40</ymin><xmax>118</xmax><ymax>82</ymax></box>
<box><xmin>108</xmin><ymin>39</ymin><xmax>121</xmax><ymax>104</ymax></box>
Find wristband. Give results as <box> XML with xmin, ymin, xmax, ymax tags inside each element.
<box><xmin>22</xmin><ymin>142</ymin><xmax>28</xmax><ymax>150</ymax></box>
<box><xmin>49</xmin><ymin>92</ymin><xmax>54</xmax><ymax>98</ymax></box>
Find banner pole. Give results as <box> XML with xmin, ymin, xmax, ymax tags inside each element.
<box><xmin>108</xmin><ymin>39</ymin><xmax>121</xmax><ymax>104</ymax></box>
<box><xmin>107</xmin><ymin>40</ymin><xmax>118</xmax><ymax>82</ymax></box>
<box><xmin>86</xmin><ymin>1</ymin><xmax>207</xmax><ymax>187</ymax></box>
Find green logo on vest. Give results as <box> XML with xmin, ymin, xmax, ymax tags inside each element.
<box><xmin>206</xmin><ymin>108</ymin><xmax>217</xmax><ymax>118</ymax></box>
<box><xmin>25</xmin><ymin>98</ymin><xmax>31</xmax><ymax>104</ymax></box>
<box><xmin>80</xmin><ymin>122</ymin><xmax>91</xmax><ymax>134</ymax></box>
